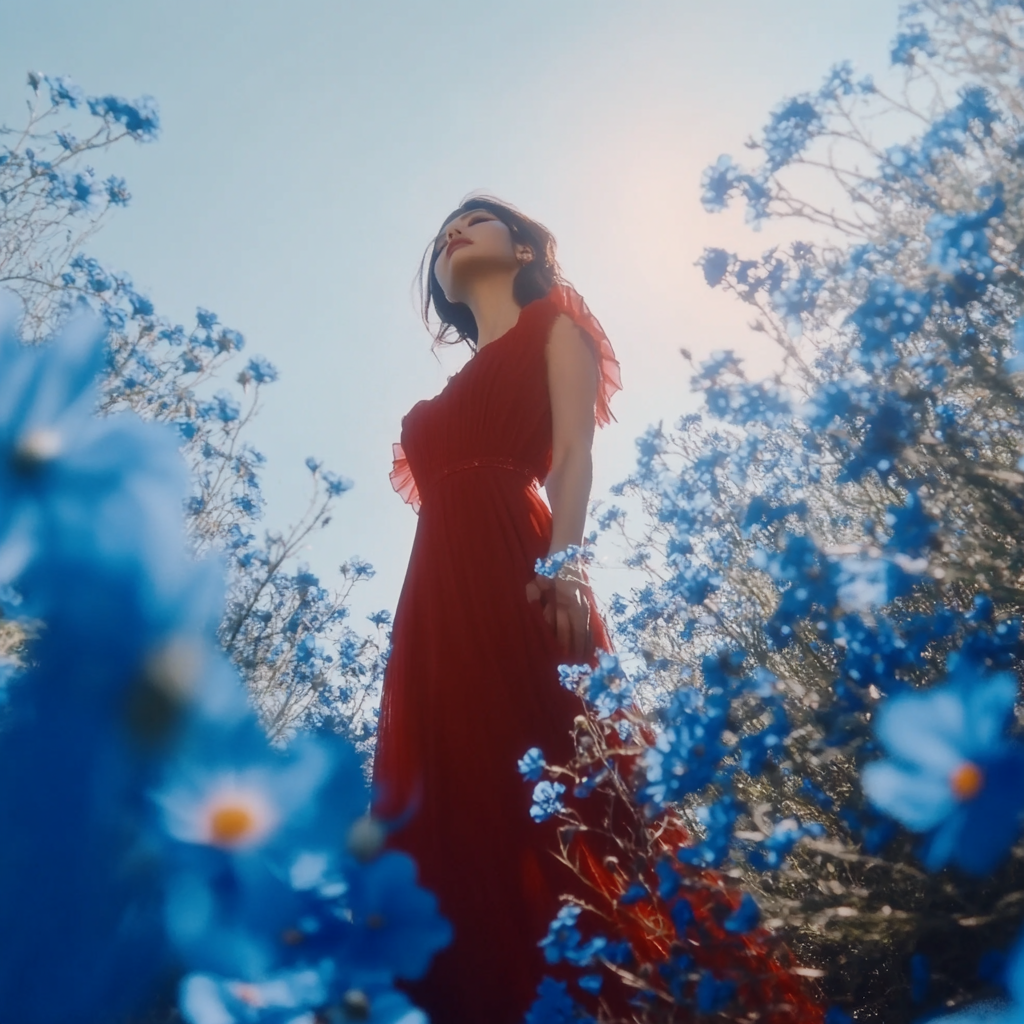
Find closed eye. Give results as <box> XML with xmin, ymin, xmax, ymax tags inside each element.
<box><xmin>435</xmin><ymin>213</ymin><xmax>494</xmax><ymax>253</ymax></box>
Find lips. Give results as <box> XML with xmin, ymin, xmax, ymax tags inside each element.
<box><xmin>446</xmin><ymin>238</ymin><xmax>472</xmax><ymax>258</ymax></box>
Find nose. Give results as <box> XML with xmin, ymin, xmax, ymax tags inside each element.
<box><xmin>446</xmin><ymin>223</ymin><xmax>463</xmax><ymax>242</ymax></box>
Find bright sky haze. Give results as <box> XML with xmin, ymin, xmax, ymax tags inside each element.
<box><xmin>0</xmin><ymin>0</ymin><xmax>905</xmax><ymax>626</ymax></box>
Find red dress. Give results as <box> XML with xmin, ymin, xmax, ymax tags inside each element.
<box><xmin>371</xmin><ymin>287</ymin><xmax>825</xmax><ymax>1024</ymax></box>
<box><xmin>371</xmin><ymin>287</ymin><xmax>624</xmax><ymax>1023</ymax></box>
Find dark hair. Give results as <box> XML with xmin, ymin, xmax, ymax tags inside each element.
<box><xmin>418</xmin><ymin>194</ymin><xmax>564</xmax><ymax>353</ymax></box>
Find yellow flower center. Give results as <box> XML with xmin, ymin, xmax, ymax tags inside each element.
<box><xmin>949</xmin><ymin>761</ymin><xmax>984</xmax><ymax>801</ymax></box>
<box><xmin>230</xmin><ymin>983</ymin><xmax>264</xmax><ymax>1008</ymax></box>
<box><xmin>210</xmin><ymin>804</ymin><xmax>257</xmax><ymax>846</ymax></box>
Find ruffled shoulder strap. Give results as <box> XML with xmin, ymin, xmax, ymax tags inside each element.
<box><xmin>389</xmin><ymin>441</ymin><xmax>421</xmax><ymax>514</ymax></box>
<box><xmin>547</xmin><ymin>283</ymin><xmax>622</xmax><ymax>429</ymax></box>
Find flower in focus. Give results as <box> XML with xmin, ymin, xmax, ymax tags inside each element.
<box><xmin>530</xmin><ymin>780</ymin><xmax>567</xmax><ymax>822</ymax></box>
<box><xmin>518</xmin><ymin>747</ymin><xmax>547</xmax><ymax>781</ymax></box>
<box><xmin>862</xmin><ymin>672</ymin><xmax>1024</xmax><ymax>874</ymax></box>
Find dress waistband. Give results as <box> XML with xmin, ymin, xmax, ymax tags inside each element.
<box><xmin>427</xmin><ymin>456</ymin><xmax>538</xmax><ymax>492</ymax></box>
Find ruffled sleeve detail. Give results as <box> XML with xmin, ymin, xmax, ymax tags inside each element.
<box><xmin>390</xmin><ymin>441</ymin><xmax>422</xmax><ymax>514</ymax></box>
<box><xmin>548</xmin><ymin>283</ymin><xmax>623</xmax><ymax>429</ymax></box>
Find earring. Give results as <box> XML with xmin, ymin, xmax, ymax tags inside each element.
<box><xmin>518</xmin><ymin>250</ymin><xmax>534</xmax><ymax>265</ymax></box>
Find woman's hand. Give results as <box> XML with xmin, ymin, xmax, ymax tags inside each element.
<box><xmin>525</xmin><ymin>572</ymin><xmax>592</xmax><ymax>659</ymax></box>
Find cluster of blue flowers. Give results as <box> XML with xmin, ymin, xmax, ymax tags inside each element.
<box><xmin>3</xmin><ymin>71</ymin><xmax>389</xmax><ymax>754</ymax></box>
<box><xmin>528</xmin><ymin>3</ymin><xmax>1024</xmax><ymax>1020</ymax></box>
<box><xmin>0</xmin><ymin>298</ymin><xmax>450</xmax><ymax>1023</ymax></box>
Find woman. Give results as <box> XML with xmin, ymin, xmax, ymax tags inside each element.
<box><xmin>370</xmin><ymin>198</ymin><xmax>824</xmax><ymax>1024</ymax></box>
<box><xmin>370</xmin><ymin>196</ymin><xmax>626</xmax><ymax>1023</ymax></box>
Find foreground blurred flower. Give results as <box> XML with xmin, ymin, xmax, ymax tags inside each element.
<box><xmin>933</xmin><ymin>928</ymin><xmax>1024</xmax><ymax>1023</ymax></box>
<box><xmin>0</xmin><ymin>294</ymin><xmax>182</xmax><ymax>575</ymax></box>
<box><xmin>862</xmin><ymin>671</ymin><xmax>1024</xmax><ymax>874</ymax></box>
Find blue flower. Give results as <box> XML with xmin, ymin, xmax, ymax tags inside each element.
<box><xmin>699</xmin><ymin>247</ymin><xmax>732</xmax><ymax>287</ymax></box>
<box><xmin>748</xmin><ymin>817</ymin><xmax>825</xmax><ymax>871</ymax></box>
<box><xmin>339</xmin><ymin>851</ymin><xmax>453</xmax><ymax>981</ymax></box>
<box><xmin>697</xmin><ymin>971</ymin><xmax>736</xmax><ymax>1013</ymax></box>
<box><xmin>539</xmin><ymin>905</ymin><xmax>607</xmax><ymax>967</ymax></box>
<box><xmin>526</xmin><ymin>976</ymin><xmax>588</xmax><ymax>1024</ymax></box>
<box><xmin>39</xmin><ymin>73</ymin><xmax>85</xmax><ymax>108</ymax></box>
<box><xmin>535</xmin><ymin>543</ymin><xmax>594</xmax><ymax>579</ymax></box>
<box><xmin>582</xmin><ymin>651</ymin><xmax>635</xmax><ymax>719</ymax></box>
<box><xmin>641</xmin><ymin>708</ymin><xmax>727</xmax><ymax>810</ymax></box>
<box><xmin>0</xmin><ymin>297</ymin><xmax>205</xmax><ymax>672</ymax></box>
<box><xmin>926</xmin><ymin>191</ymin><xmax>1005</xmax><ymax>308</ymax></box>
<box><xmin>87</xmin><ymin>93</ymin><xmax>161</xmax><ymax>139</ymax></box>
<box><xmin>242</xmin><ymin>356</ymin><xmax>279</xmax><ymax>385</ymax></box>
<box><xmin>211</xmin><ymin>391</ymin><xmax>241</xmax><ymax>423</ymax></box>
<box><xmin>531</xmin><ymin>780</ymin><xmax>567</xmax><ymax>822</ymax></box>
<box><xmin>762</xmin><ymin>95</ymin><xmax>823</xmax><ymax>171</ymax></box>
<box><xmin>322</xmin><ymin>470</ymin><xmax>353</xmax><ymax>496</ymax></box>
<box><xmin>700</xmin><ymin>156</ymin><xmax>741</xmax><ymax>212</ymax></box>
<box><xmin>677</xmin><ymin>796</ymin><xmax>742</xmax><ymax>868</ymax></box>
<box><xmin>846</xmin><ymin>276</ymin><xmax>931</xmax><ymax>363</ymax></box>
<box><xmin>152</xmin><ymin>724</ymin><xmax>369</xmax><ymax>975</ymax></box>
<box><xmin>890</xmin><ymin>24</ymin><xmax>937</xmax><ymax>65</ymax></box>
<box><xmin>670</xmin><ymin>896</ymin><xmax>694</xmax><ymax>935</ymax></box>
<box><xmin>518</xmin><ymin>747</ymin><xmax>547</xmax><ymax>781</ymax></box>
<box><xmin>180</xmin><ymin>966</ymin><xmax>328</xmax><ymax>1024</ymax></box>
<box><xmin>105</xmin><ymin>174</ymin><xmax>131</xmax><ymax>205</ymax></box>
<box><xmin>862</xmin><ymin>672</ymin><xmax>1024</xmax><ymax>874</ymax></box>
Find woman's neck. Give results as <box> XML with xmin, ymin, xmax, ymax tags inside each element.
<box><xmin>460</xmin><ymin>274</ymin><xmax>522</xmax><ymax>351</ymax></box>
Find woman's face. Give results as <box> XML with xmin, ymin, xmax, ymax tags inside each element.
<box><xmin>432</xmin><ymin>208</ymin><xmax>524</xmax><ymax>303</ymax></box>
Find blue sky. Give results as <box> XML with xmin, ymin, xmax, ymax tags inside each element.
<box><xmin>1</xmin><ymin>0</ymin><xmax>905</xmax><ymax>625</ymax></box>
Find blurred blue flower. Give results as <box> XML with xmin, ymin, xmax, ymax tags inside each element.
<box><xmin>697</xmin><ymin>971</ymin><xmax>737</xmax><ymax>1013</ymax></box>
<box><xmin>701</xmin><ymin>156</ymin><xmax>741</xmax><ymax>212</ymax></box>
<box><xmin>340</xmin><ymin>850</ymin><xmax>453</xmax><ymax>981</ymax></box>
<box><xmin>677</xmin><ymin>796</ymin><xmax>742</xmax><ymax>868</ymax></box>
<box><xmin>323</xmin><ymin>470</ymin><xmax>353</xmax><ymax>496</ymax></box>
<box><xmin>891</xmin><ymin>24</ymin><xmax>937</xmax><ymax>65</ymax></box>
<box><xmin>180</xmin><ymin>966</ymin><xmax>327</xmax><ymax>1024</ymax></box>
<box><xmin>847</xmin><ymin>277</ymin><xmax>931</xmax><ymax>364</ymax></box>
<box><xmin>762</xmin><ymin>95</ymin><xmax>823</xmax><ymax>171</ymax></box>
<box><xmin>748</xmin><ymin>817</ymin><xmax>825</xmax><ymax>871</ymax></box>
<box><xmin>525</xmin><ymin>976</ymin><xmax>588</xmax><ymax>1024</ymax></box>
<box><xmin>699</xmin><ymin>247</ymin><xmax>732</xmax><ymax>287</ymax></box>
<box><xmin>641</xmin><ymin>707</ymin><xmax>727</xmax><ymax>809</ymax></box>
<box><xmin>539</xmin><ymin>905</ymin><xmax>607</xmax><ymax>967</ymax></box>
<box><xmin>862</xmin><ymin>672</ymin><xmax>1024</xmax><ymax>874</ymax></box>
<box><xmin>241</xmin><ymin>356</ymin><xmax>279</xmax><ymax>385</ymax></box>
<box><xmin>37</xmin><ymin>72</ymin><xmax>84</xmax><ymax>108</ymax></box>
<box><xmin>724</xmin><ymin>892</ymin><xmax>761</xmax><ymax>933</ymax></box>
<box><xmin>926</xmin><ymin>192</ymin><xmax>1005</xmax><ymax>308</ymax></box>
<box><xmin>87</xmin><ymin>93</ymin><xmax>161</xmax><ymax>139</ymax></box>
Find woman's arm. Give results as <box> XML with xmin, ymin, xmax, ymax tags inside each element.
<box><xmin>545</xmin><ymin>313</ymin><xmax>599</xmax><ymax>556</ymax></box>
<box><xmin>524</xmin><ymin>313</ymin><xmax>600</xmax><ymax>658</ymax></box>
